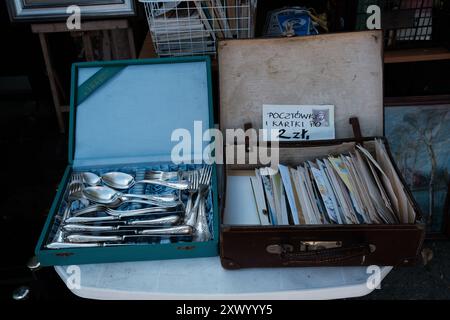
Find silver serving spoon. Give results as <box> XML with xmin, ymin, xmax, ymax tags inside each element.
<box><xmin>78</xmin><ymin>171</ymin><xmax>189</xmax><ymax>190</ymax></box>
<box><xmin>68</xmin><ymin>190</ymin><xmax>176</xmax><ymax>209</ymax></box>
<box><xmin>101</xmin><ymin>171</ymin><xmax>190</xmax><ymax>190</ymax></box>
<box><xmin>82</xmin><ymin>186</ymin><xmax>179</xmax><ymax>206</ymax></box>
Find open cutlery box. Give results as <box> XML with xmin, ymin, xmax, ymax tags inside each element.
<box><xmin>218</xmin><ymin>31</ymin><xmax>426</xmax><ymax>269</ymax></box>
<box><xmin>36</xmin><ymin>57</ymin><xmax>220</xmax><ymax>266</ymax></box>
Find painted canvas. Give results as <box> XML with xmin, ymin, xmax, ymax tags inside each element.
<box><xmin>6</xmin><ymin>0</ymin><xmax>135</xmax><ymax>22</ymax></box>
<box><xmin>385</xmin><ymin>104</ymin><xmax>450</xmax><ymax>233</ymax></box>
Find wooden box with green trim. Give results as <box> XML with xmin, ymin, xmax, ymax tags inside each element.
<box><xmin>35</xmin><ymin>57</ymin><xmax>219</xmax><ymax>266</ymax></box>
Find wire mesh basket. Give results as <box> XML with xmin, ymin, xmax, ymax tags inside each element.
<box><xmin>356</xmin><ymin>0</ymin><xmax>440</xmax><ymax>48</ymax></box>
<box><xmin>140</xmin><ymin>0</ymin><xmax>257</xmax><ymax>57</ymax></box>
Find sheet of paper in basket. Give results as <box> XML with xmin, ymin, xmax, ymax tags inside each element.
<box><xmin>262</xmin><ymin>104</ymin><xmax>335</xmax><ymax>141</ymax></box>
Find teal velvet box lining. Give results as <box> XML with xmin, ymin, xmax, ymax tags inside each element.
<box><xmin>35</xmin><ymin>56</ymin><xmax>219</xmax><ymax>266</ymax></box>
<box><xmin>73</xmin><ymin>58</ymin><xmax>212</xmax><ymax>166</ymax></box>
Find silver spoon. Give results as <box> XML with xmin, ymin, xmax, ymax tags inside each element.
<box><xmin>79</xmin><ymin>171</ymin><xmax>133</xmax><ymax>189</ymax></box>
<box><xmin>82</xmin><ymin>186</ymin><xmax>179</xmax><ymax>206</ymax></box>
<box><xmin>81</xmin><ymin>172</ymin><xmax>102</xmax><ymax>186</ymax></box>
<box><xmin>68</xmin><ymin>189</ymin><xmax>177</xmax><ymax>210</ymax></box>
<box><xmin>101</xmin><ymin>172</ymin><xmax>134</xmax><ymax>189</ymax></box>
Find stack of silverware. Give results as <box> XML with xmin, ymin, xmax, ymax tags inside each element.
<box><xmin>46</xmin><ymin>165</ymin><xmax>213</xmax><ymax>249</ymax></box>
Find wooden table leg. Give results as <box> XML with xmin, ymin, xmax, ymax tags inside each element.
<box><xmin>38</xmin><ymin>33</ymin><xmax>65</xmax><ymax>133</ymax></box>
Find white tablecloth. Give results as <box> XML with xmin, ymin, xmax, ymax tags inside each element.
<box><xmin>55</xmin><ymin>257</ymin><xmax>392</xmax><ymax>300</ymax></box>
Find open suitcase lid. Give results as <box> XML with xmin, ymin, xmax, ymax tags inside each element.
<box><xmin>218</xmin><ymin>30</ymin><xmax>384</xmax><ymax>140</ymax></box>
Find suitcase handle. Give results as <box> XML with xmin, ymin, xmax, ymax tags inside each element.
<box><xmin>277</xmin><ymin>243</ymin><xmax>376</xmax><ymax>265</ymax></box>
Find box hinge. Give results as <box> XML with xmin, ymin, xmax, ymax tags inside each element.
<box><xmin>349</xmin><ymin>117</ymin><xmax>364</xmax><ymax>146</ymax></box>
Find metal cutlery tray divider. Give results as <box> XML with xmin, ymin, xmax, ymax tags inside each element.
<box><xmin>45</xmin><ymin>162</ymin><xmax>214</xmax><ymax>246</ymax></box>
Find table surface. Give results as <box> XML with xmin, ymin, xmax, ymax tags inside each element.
<box><xmin>55</xmin><ymin>257</ymin><xmax>392</xmax><ymax>300</ymax></box>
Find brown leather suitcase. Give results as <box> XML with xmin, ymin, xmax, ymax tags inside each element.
<box><xmin>217</xmin><ymin>31</ymin><xmax>425</xmax><ymax>269</ymax></box>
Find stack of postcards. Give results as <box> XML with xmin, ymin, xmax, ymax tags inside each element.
<box><xmin>227</xmin><ymin>140</ymin><xmax>416</xmax><ymax>226</ymax></box>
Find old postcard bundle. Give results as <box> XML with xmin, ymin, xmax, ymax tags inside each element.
<box><xmin>233</xmin><ymin>139</ymin><xmax>416</xmax><ymax>227</ymax></box>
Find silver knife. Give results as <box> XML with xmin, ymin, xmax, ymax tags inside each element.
<box><xmin>63</xmin><ymin>215</ymin><xmax>181</xmax><ymax>232</ymax></box>
<box><xmin>64</xmin><ymin>210</ymin><xmax>181</xmax><ymax>223</ymax></box>
<box><xmin>66</xmin><ymin>225</ymin><xmax>193</xmax><ymax>243</ymax></box>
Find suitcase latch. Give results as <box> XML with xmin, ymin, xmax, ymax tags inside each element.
<box><xmin>266</xmin><ymin>244</ymin><xmax>294</xmax><ymax>254</ymax></box>
<box><xmin>266</xmin><ymin>241</ymin><xmax>343</xmax><ymax>255</ymax></box>
<box><xmin>299</xmin><ymin>241</ymin><xmax>343</xmax><ymax>251</ymax></box>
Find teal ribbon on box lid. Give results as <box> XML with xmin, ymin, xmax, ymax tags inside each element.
<box><xmin>77</xmin><ymin>66</ymin><xmax>125</xmax><ymax>105</ymax></box>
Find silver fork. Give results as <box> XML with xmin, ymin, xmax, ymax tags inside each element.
<box><xmin>183</xmin><ymin>170</ymin><xmax>200</xmax><ymax>224</ymax></box>
<box><xmin>185</xmin><ymin>166</ymin><xmax>212</xmax><ymax>227</ymax></box>
<box><xmin>194</xmin><ymin>166</ymin><xmax>212</xmax><ymax>242</ymax></box>
<box><xmin>51</xmin><ymin>173</ymin><xmax>87</xmax><ymax>242</ymax></box>
<box><xmin>64</xmin><ymin>175</ymin><xmax>90</xmax><ymax>216</ymax></box>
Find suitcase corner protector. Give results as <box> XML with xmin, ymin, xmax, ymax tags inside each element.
<box><xmin>220</xmin><ymin>257</ymin><xmax>241</xmax><ymax>270</ymax></box>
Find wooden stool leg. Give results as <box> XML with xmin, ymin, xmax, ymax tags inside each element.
<box><xmin>102</xmin><ymin>30</ymin><xmax>112</xmax><ymax>60</ymax></box>
<box><xmin>82</xmin><ymin>32</ymin><xmax>95</xmax><ymax>61</ymax></box>
<box><xmin>127</xmin><ymin>27</ymin><xmax>136</xmax><ymax>59</ymax></box>
<box><xmin>38</xmin><ymin>33</ymin><xmax>65</xmax><ymax>133</ymax></box>
<box><xmin>110</xmin><ymin>30</ymin><xmax>120</xmax><ymax>59</ymax></box>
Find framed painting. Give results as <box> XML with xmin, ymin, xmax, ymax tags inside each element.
<box><xmin>6</xmin><ymin>0</ymin><xmax>136</xmax><ymax>22</ymax></box>
<box><xmin>385</xmin><ymin>95</ymin><xmax>450</xmax><ymax>238</ymax></box>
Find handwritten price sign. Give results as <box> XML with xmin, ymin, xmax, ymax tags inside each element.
<box><xmin>262</xmin><ymin>104</ymin><xmax>335</xmax><ymax>141</ymax></box>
